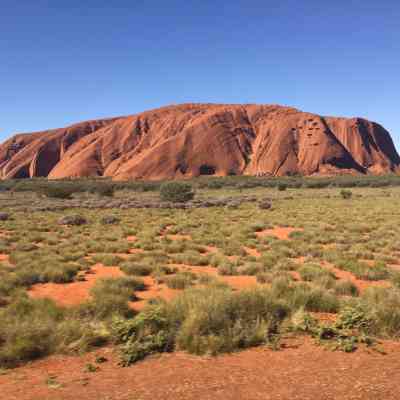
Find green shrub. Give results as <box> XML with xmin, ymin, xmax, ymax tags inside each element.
<box><xmin>340</xmin><ymin>189</ymin><xmax>352</xmax><ymax>199</ymax></box>
<box><xmin>88</xmin><ymin>184</ymin><xmax>115</xmax><ymax>197</ymax></box>
<box><xmin>159</xmin><ymin>182</ymin><xmax>194</xmax><ymax>203</ymax></box>
<box><xmin>111</xmin><ymin>306</ymin><xmax>173</xmax><ymax>366</ymax></box>
<box><xmin>41</xmin><ymin>185</ymin><xmax>78</xmax><ymax>199</ymax></box>
<box><xmin>336</xmin><ymin>304</ymin><xmax>373</xmax><ymax>331</ymax></box>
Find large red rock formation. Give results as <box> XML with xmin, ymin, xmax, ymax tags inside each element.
<box><xmin>0</xmin><ymin>104</ymin><xmax>398</xmax><ymax>180</ymax></box>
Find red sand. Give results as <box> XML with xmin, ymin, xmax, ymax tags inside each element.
<box><xmin>130</xmin><ymin>276</ymin><xmax>180</xmax><ymax>311</ymax></box>
<box><xmin>256</xmin><ymin>227</ymin><xmax>303</xmax><ymax>240</ymax></box>
<box><xmin>1</xmin><ymin>337</ymin><xmax>400</xmax><ymax>400</ymax></box>
<box><xmin>243</xmin><ymin>247</ymin><xmax>261</xmax><ymax>258</ymax></box>
<box><xmin>28</xmin><ymin>264</ymin><xmax>124</xmax><ymax>306</ymax></box>
<box><xmin>0</xmin><ymin>254</ymin><xmax>9</xmax><ymax>262</ymax></box>
<box><xmin>167</xmin><ymin>234</ymin><xmax>192</xmax><ymax>241</ymax></box>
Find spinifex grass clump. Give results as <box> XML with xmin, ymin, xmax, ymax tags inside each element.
<box><xmin>113</xmin><ymin>286</ymin><xmax>289</xmax><ymax>365</ymax></box>
<box><xmin>90</xmin><ymin>277</ymin><xmax>145</xmax><ymax>301</ymax></box>
<box><xmin>120</xmin><ymin>261</ymin><xmax>154</xmax><ymax>276</ymax></box>
<box><xmin>164</xmin><ymin>271</ymin><xmax>196</xmax><ymax>289</ymax></box>
<box><xmin>77</xmin><ymin>277</ymin><xmax>146</xmax><ymax>320</ymax></box>
<box><xmin>0</xmin><ymin>296</ymin><xmax>109</xmax><ymax>368</ymax></box>
<box><xmin>298</xmin><ymin>263</ymin><xmax>336</xmax><ymax>282</ymax></box>
<box><xmin>336</xmin><ymin>259</ymin><xmax>389</xmax><ymax>281</ymax></box>
<box><xmin>361</xmin><ymin>287</ymin><xmax>400</xmax><ymax>337</ymax></box>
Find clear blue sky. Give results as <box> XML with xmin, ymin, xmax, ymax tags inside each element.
<box><xmin>1</xmin><ymin>0</ymin><xmax>399</xmax><ymax>148</ymax></box>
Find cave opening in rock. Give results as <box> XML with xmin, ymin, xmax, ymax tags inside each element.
<box><xmin>199</xmin><ymin>164</ymin><xmax>216</xmax><ymax>175</ymax></box>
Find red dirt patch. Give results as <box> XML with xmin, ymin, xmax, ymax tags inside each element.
<box><xmin>175</xmin><ymin>264</ymin><xmax>218</xmax><ymax>276</ymax></box>
<box><xmin>28</xmin><ymin>264</ymin><xmax>124</xmax><ymax>306</ymax></box>
<box><xmin>167</xmin><ymin>234</ymin><xmax>192</xmax><ymax>241</ymax></box>
<box><xmin>1</xmin><ymin>337</ymin><xmax>400</xmax><ymax>400</ymax></box>
<box><xmin>126</xmin><ymin>236</ymin><xmax>137</xmax><ymax>242</ymax></box>
<box><xmin>128</xmin><ymin>248</ymin><xmax>144</xmax><ymax>254</ymax></box>
<box><xmin>256</xmin><ymin>226</ymin><xmax>303</xmax><ymax>240</ymax></box>
<box><xmin>203</xmin><ymin>245</ymin><xmax>218</xmax><ymax>255</ymax></box>
<box><xmin>0</xmin><ymin>253</ymin><xmax>9</xmax><ymax>262</ymax></box>
<box><xmin>130</xmin><ymin>276</ymin><xmax>181</xmax><ymax>312</ymax></box>
<box><xmin>292</xmin><ymin>256</ymin><xmax>307</xmax><ymax>264</ymax></box>
<box><xmin>220</xmin><ymin>275</ymin><xmax>258</xmax><ymax>290</ymax></box>
<box><xmin>389</xmin><ymin>264</ymin><xmax>400</xmax><ymax>272</ymax></box>
<box><xmin>174</xmin><ymin>264</ymin><xmax>258</xmax><ymax>291</ymax></box>
<box><xmin>243</xmin><ymin>247</ymin><xmax>261</xmax><ymax>258</ymax></box>
<box><xmin>311</xmin><ymin>312</ymin><xmax>337</xmax><ymax>325</ymax></box>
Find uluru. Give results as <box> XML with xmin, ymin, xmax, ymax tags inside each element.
<box><xmin>0</xmin><ymin>103</ymin><xmax>399</xmax><ymax>181</ymax></box>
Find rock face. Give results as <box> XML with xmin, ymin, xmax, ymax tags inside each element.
<box><xmin>0</xmin><ymin>104</ymin><xmax>398</xmax><ymax>180</ymax></box>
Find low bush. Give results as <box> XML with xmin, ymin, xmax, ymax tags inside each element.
<box><xmin>41</xmin><ymin>184</ymin><xmax>81</xmax><ymax>199</ymax></box>
<box><xmin>58</xmin><ymin>215</ymin><xmax>87</xmax><ymax>226</ymax></box>
<box><xmin>111</xmin><ymin>306</ymin><xmax>174</xmax><ymax>365</ymax></box>
<box><xmin>101</xmin><ymin>215</ymin><xmax>120</xmax><ymax>225</ymax></box>
<box><xmin>340</xmin><ymin>189</ymin><xmax>352</xmax><ymax>199</ymax></box>
<box><xmin>88</xmin><ymin>184</ymin><xmax>115</xmax><ymax>197</ymax></box>
<box><xmin>159</xmin><ymin>182</ymin><xmax>194</xmax><ymax>203</ymax></box>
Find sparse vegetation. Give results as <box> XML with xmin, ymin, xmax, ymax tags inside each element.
<box><xmin>159</xmin><ymin>182</ymin><xmax>195</xmax><ymax>203</ymax></box>
<box><xmin>1</xmin><ymin>176</ymin><xmax>400</xmax><ymax>368</ymax></box>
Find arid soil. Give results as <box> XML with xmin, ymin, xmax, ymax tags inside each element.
<box><xmin>28</xmin><ymin>264</ymin><xmax>124</xmax><ymax>306</ymax></box>
<box><xmin>26</xmin><ymin>226</ymin><xmax>389</xmax><ymax>309</ymax></box>
<box><xmin>1</xmin><ymin>103</ymin><xmax>399</xmax><ymax>180</ymax></box>
<box><xmin>1</xmin><ymin>337</ymin><xmax>399</xmax><ymax>400</ymax></box>
<box><xmin>256</xmin><ymin>226</ymin><xmax>303</xmax><ymax>240</ymax></box>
